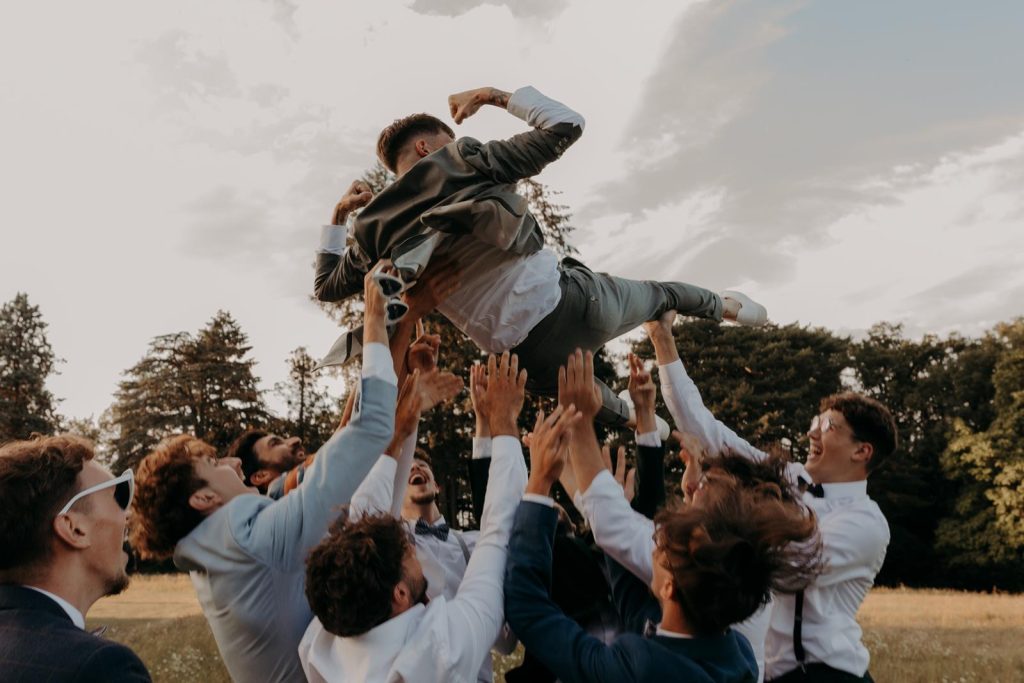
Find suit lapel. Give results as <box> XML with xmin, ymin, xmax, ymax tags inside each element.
<box><xmin>0</xmin><ymin>584</ymin><xmax>75</xmax><ymax>624</ymax></box>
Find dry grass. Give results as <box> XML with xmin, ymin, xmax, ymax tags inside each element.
<box><xmin>89</xmin><ymin>577</ymin><xmax>1024</xmax><ymax>683</ymax></box>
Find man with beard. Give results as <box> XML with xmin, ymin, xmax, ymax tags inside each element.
<box><xmin>224</xmin><ymin>430</ymin><xmax>310</xmax><ymax>498</ymax></box>
<box><xmin>0</xmin><ymin>434</ymin><xmax>151</xmax><ymax>682</ymax></box>
<box><xmin>298</xmin><ymin>352</ymin><xmax>581</xmax><ymax>682</ymax></box>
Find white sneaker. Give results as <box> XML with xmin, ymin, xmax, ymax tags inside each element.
<box><xmin>720</xmin><ymin>290</ymin><xmax>768</xmax><ymax>326</ymax></box>
<box><xmin>617</xmin><ymin>390</ymin><xmax>671</xmax><ymax>442</ymax></box>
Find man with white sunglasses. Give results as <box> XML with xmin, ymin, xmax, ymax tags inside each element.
<box><xmin>0</xmin><ymin>434</ymin><xmax>151</xmax><ymax>682</ymax></box>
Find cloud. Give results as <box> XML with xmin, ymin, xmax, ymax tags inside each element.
<box><xmin>578</xmin><ymin>0</ymin><xmax>1024</xmax><ymax>289</ymax></box>
<box><xmin>408</xmin><ymin>0</ymin><xmax>569</xmax><ymax>20</ymax></box>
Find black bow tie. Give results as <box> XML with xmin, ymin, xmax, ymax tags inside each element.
<box><xmin>800</xmin><ymin>477</ymin><xmax>825</xmax><ymax>498</ymax></box>
<box><xmin>414</xmin><ymin>519</ymin><xmax>450</xmax><ymax>541</ymax></box>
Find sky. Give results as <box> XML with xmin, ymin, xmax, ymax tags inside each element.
<box><xmin>2</xmin><ymin>0</ymin><xmax>1023</xmax><ymax>422</ymax></box>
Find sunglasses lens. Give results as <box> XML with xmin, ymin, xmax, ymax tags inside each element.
<box><xmin>114</xmin><ymin>480</ymin><xmax>131</xmax><ymax>509</ymax></box>
<box><xmin>374</xmin><ymin>273</ymin><xmax>403</xmax><ymax>296</ymax></box>
<box><xmin>386</xmin><ymin>300</ymin><xmax>409</xmax><ymax>322</ymax></box>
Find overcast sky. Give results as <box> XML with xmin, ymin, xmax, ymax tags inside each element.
<box><xmin>2</xmin><ymin>0</ymin><xmax>1023</xmax><ymax>421</ymax></box>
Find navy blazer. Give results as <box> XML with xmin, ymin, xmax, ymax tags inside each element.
<box><xmin>0</xmin><ymin>584</ymin><xmax>151</xmax><ymax>682</ymax></box>
<box><xmin>505</xmin><ymin>501</ymin><xmax>758</xmax><ymax>683</ymax></box>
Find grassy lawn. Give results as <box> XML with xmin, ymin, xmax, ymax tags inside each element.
<box><xmin>89</xmin><ymin>576</ymin><xmax>1024</xmax><ymax>682</ymax></box>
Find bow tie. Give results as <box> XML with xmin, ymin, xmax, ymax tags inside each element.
<box><xmin>800</xmin><ymin>477</ymin><xmax>825</xmax><ymax>498</ymax></box>
<box><xmin>414</xmin><ymin>519</ymin><xmax>450</xmax><ymax>541</ymax></box>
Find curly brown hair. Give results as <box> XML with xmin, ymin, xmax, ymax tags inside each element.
<box><xmin>305</xmin><ymin>513</ymin><xmax>412</xmax><ymax>637</ymax></box>
<box><xmin>0</xmin><ymin>434</ymin><xmax>95</xmax><ymax>576</ymax></box>
<box><xmin>376</xmin><ymin>113</ymin><xmax>454</xmax><ymax>173</ymax></box>
<box><xmin>820</xmin><ymin>392</ymin><xmax>898</xmax><ymax>472</ymax></box>
<box><xmin>704</xmin><ymin>450</ymin><xmax>803</xmax><ymax>508</ymax></box>
<box><xmin>130</xmin><ymin>435</ymin><xmax>213</xmax><ymax>561</ymax></box>
<box><xmin>654</xmin><ymin>485</ymin><xmax>822</xmax><ymax>635</ymax></box>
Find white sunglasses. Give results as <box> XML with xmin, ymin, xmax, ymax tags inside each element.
<box><xmin>56</xmin><ymin>469</ymin><xmax>135</xmax><ymax>518</ymax></box>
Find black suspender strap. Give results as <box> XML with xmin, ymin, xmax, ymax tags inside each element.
<box><xmin>793</xmin><ymin>589</ymin><xmax>807</xmax><ymax>669</ymax></box>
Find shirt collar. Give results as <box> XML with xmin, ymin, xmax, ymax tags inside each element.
<box><xmin>22</xmin><ymin>585</ymin><xmax>85</xmax><ymax>629</ymax></box>
<box><xmin>655</xmin><ymin>626</ymin><xmax>693</xmax><ymax>639</ymax></box>
<box><xmin>818</xmin><ymin>479</ymin><xmax>868</xmax><ymax>500</ymax></box>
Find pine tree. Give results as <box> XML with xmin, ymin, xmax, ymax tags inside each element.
<box><xmin>273</xmin><ymin>347</ymin><xmax>339</xmax><ymax>452</ymax></box>
<box><xmin>108</xmin><ymin>311</ymin><xmax>268</xmax><ymax>472</ymax></box>
<box><xmin>0</xmin><ymin>293</ymin><xmax>61</xmax><ymax>441</ymax></box>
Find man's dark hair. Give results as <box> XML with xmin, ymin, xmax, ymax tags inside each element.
<box><xmin>130</xmin><ymin>435</ymin><xmax>212</xmax><ymax>561</ymax></box>
<box><xmin>376</xmin><ymin>114</ymin><xmax>454</xmax><ymax>173</ymax></box>
<box><xmin>225</xmin><ymin>429</ymin><xmax>268</xmax><ymax>485</ymax></box>
<box><xmin>820</xmin><ymin>392</ymin><xmax>898</xmax><ymax>472</ymax></box>
<box><xmin>704</xmin><ymin>451</ymin><xmax>803</xmax><ymax>507</ymax></box>
<box><xmin>305</xmin><ymin>513</ymin><xmax>412</xmax><ymax>637</ymax></box>
<box><xmin>654</xmin><ymin>485</ymin><xmax>821</xmax><ymax>635</ymax></box>
<box><xmin>0</xmin><ymin>435</ymin><xmax>95</xmax><ymax>576</ymax></box>
<box><xmin>413</xmin><ymin>448</ymin><xmax>432</xmax><ymax>467</ymax></box>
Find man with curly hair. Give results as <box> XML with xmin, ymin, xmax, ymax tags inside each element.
<box><xmin>129</xmin><ymin>267</ymin><xmax>398</xmax><ymax>683</ymax></box>
<box><xmin>297</xmin><ymin>352</ymin><xmax>581</xmax><ymax>683</ymax></box>
<box><xmin>643</xmin><ymin>312</ymin><xmax>898</xmax><ymax>683</ymax></box>
<box><xmin>0</xmin><ymin>434</ymin><xmax>151</xmax><ymax>682</ymax></box>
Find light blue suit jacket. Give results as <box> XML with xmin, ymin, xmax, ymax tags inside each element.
<box><xmin>173</xmin><ymin>374</ymin><xmax>396</xmax><ymax>683</ymax></box>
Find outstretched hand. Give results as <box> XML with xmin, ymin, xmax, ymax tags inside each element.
<box><xmin>469</xmin><ymin>363</ymin><xmax>489</xmax><ymax>435</ymax></box>
<box><xmin>558</xmin><ymin>349</ymin><xmax>603</xmax><ymax>421</ymax></box>
<box><xmin>525</xmin><ymin>405</ymin><xmax>583</xmax><ymax>496</ymax></box>
<box><xmin>627</xmin><ymin>353</ymin><xmax>657</xmax><ymax>435</ymax></box>
<box><xmin>448</xmin><ymin>87</ymin><xmax>511</xmax><ymax>124</ymax></box>
<box><xmin>407</xmin><ymin>320</ymin><xmax>441</xmax><ymax>374</ymax></box>
<box><xmin>479</xmin><ymin>352</ymin><xmax>528</xmax><ymax>437</ymax></box>
<box><xmin>362</xmin><ymin>262</ymin><xmax>390</xmax><ymax>344</ymax></box>
<box><xmin>602</xmin><ymin>444</ymin><xmax>636</xmax><ymax>503</ymax></box>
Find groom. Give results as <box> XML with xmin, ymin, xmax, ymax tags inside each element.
<box><xmin>314</xmin><ymin>84</ymin><xmax>766</xmax><ymax>425</ymax></box>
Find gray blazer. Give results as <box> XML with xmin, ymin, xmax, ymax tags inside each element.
<box><xmin>314</xmin><ymin>99</ymin><xmax>583</xmax><ymax>303</ymax></box>
<box><xmin>173</xmin><ymin>375</ymin><xmax>397</xmax><ymax>683</ymax></box>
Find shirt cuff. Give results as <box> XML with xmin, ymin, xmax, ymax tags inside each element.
<box><xmin>522</xmin><ymin>493</ymin><xmax>555</xmax><ymax>508</ymax></box>
<box><xmin>472</xmin><ymin>437</ymin><xmax>493</xmax><ymax>460</ymax></box>
<box><xmin>636</xmin><ymin>431</ymin><xmax>661</xmax><ymax>448</ymax></box>
<box><xmin>581</xmin><ymin>469</ymin><xmax>621</xmax><ymax>500</ymax></box>
<box><xmin>362</xmin><ymin>342</ymin><xmax>397</xmax><ymax>386</ymax></box>
<box><xmin>506</xmin><ymin>86</ymin><xmax>585</xmax><ymax>131</ymax></box>
<box><xmin>319</xmin><ymin>224</ymin><xmax>347</xmax><ymax>255</ymax></box>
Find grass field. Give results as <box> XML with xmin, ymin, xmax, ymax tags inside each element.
<box><xmin>88</xmin><ymin>576</ymin><xmax>1024</xmax><ymax>682</ymax></box>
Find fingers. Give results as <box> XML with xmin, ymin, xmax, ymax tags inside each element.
<box><xmin>614</xmin><ymin>445</ymin><xmax>627</xmax><ymax>480</ymax></box>
<box><xmin>516</xmin><ymin>367</ymin><xmax>528</xmax><ymax>391</ymax></box>
<box><xmin>601</xmin><ymin>444</ymin><xmax>612</xmax><ymax>471</ymax></box>
<box><xmin>486</xmin><ymin>353</ymin><xmax>497</xmax><ymax>380</ymax></box>
<box><xmin>557</xmin><ymin>365</ymin><xmax>567</xmax><ymax>406</ymax></box>
<box><xmin>416</xmin><ymin>319</ymin><xmax>425</xmax><ymax>339</ymax></box>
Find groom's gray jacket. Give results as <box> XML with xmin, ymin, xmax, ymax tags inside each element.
<box><xmin>313</xmin><ymin>86</ymin><xmax>584</xmax><ymax>302</ymax></box>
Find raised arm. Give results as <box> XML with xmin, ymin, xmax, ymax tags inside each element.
<box><xmin>244</xmin><ymin>265</ymin><xmax>396</xmax><ymax>571</ymax></box>
<box><xmin>626</xmin><ymin>353</ymin><xmax>666</xmax><ymax>518</ymax></box>
<box><xmin>644</xmin><ymin>312</ymin><xmax>767</xmax><ymax>463</ymax></box>
<box><xmin>449</xmin><ymin>85</ymin><xmax>585</xmax><ymax>185</ymax></box>
<box><xmin>441</xmin><ymin>353</ymin><xmax>531</xmax><ymax>678</ymax></box>
<box><xmin>313</xmin><ymin>180</ymin><xmax>375</xmax><ymax>303</ymax></box>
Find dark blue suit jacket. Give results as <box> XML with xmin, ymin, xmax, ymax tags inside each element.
<box><xmin>505</xmin><ymin>501</ymin><xmax>757</xmax><ymax>683</ymax></box>
<box><xmin>0</xmin><ymin>584</ymin><xmax>151</xmax><ymax>683</ymax></box>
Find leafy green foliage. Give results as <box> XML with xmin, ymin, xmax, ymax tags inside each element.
<box><xmin>0</xmin><ymin>293</ymin><xmax>61</xmax><ymax>441</ymax></box>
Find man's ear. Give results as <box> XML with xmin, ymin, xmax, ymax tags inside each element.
<box><xmin>52</xmin><ymin>513</ymin><xmax>91</xmax><ymax>550</ymax></box>
<box><xmin>657</xmin><ymin>575</ymin><xmax>674</xmax><ymax>603</ymax></box>
<box><xmin>391</xmin><ymin>581</ymin><xmax>411</xmax><ymax>617</ymax></box>
<box><xmin>188</xmin><ymin>487</ymin><xmax>223</xmax><ymax>515</ymax></box>
<box><xmin>414</xmin><ymin>138</ymin><xmax>432</xmax><ymax>159</ymax></box>
<box><xmin>851</xmin><ymin>441</ymin><xmax>874</xmax><ymax>470</ymax></box>
<box><xmin>249</xmin><ymin>469</ymin><xmax>277</xmax><ymax>488</ymax></box>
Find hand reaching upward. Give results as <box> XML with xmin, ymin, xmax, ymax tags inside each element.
<box><xmin>479</xmin><ymin>352</ymin><xmax>527</xmax><ymax>438</ymax></box>
<box><xmin>525</xmin><ymin>406</ymin><xmax>582</xmax><ymax>497</ymax></box>
<box><xmin>557</xmin><ymin>349</ymin><xmax>603</xmax><ymax>422</ymax></box>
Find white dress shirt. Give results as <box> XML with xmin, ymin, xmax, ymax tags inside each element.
<box><xmin>578</xmin><ymin>469</ymin><xmax>771</xmax><ymax>683</ymax></box>
<box><xmin>657</xmin><ymin>358</ymin><xmax>890</xmax><ymax>679</ymax></box>
<box><xmin>318</xmin><ymin>85</ymin><xmax>582</xmax><ymax>353</ymax></box>
<box><xmin>299</xmin><ymin>435</ymin><xmax>527</xmax><ymax>683</ymax></box>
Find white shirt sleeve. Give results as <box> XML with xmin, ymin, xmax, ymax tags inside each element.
<box><xmin>349</xmin><ymin>455</ymin><xmax>398</xmax><ymax>521</ymax></box>
<box><xmin>362</xmin><ymin>342</ymin><xmax>397</xmax><ymax>386</ymax></box>
<box><xmin>635</xmin><ymin>430</ymin><xmax>661</xmax><ymax>448</ymax></box>
<box><xmin>814</xmin><ymin>505</ymin><xmax>891</xmax><ymax>588</ymax></box>
<box><xmin>579</xmin><ymin>470</ymin><xmax>656</xmax><ymax>584</ymax></box>
<box><xmin>318</xmin><ymin>224</ymin><xmax>348</xmax><ymax>255</ymax></box>
<box><xmin>659</xmin><ymin>359</ymin><xmax>765</xmax><ymax>462</ymax></box>
<box><xmin>506</xmin><ymin>86</ymin><xmax>585</xmax><ymax>132</ymax></box>
<box><xmin>472</xmin><ymin>436</ymin><xmax>492</xmax><ymax>460</ymax></box>
<box><xmin>444</xmin><ymin>435</ymin><xmax>527</xmax><ymax>679</ymax></box>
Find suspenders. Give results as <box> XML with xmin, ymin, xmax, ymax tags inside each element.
<box><xmin>793</xmin><ymin>589</ymin><xmax>807</xmax><ymax>670</ymax></box>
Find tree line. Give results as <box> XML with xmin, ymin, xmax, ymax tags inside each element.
<box><xmin>2</xmin><ymin>172</ymin><xmax>1023</xmax><ymax>591</ymax></box>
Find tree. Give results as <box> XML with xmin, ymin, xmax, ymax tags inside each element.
<box><xmin>273</xmin><ymin>347</ymin><xmax>339</xmax><ymax>452</ymax></box>
<box><xmin>108</xmin><ymin>311</ymin><xmax>267</xmax><ymax>472</ymax></box>
<box><xmin>0</xmin><ymin>293</ymin><xmax>61</xmax><ymax>442</ymax></box>
<box><xmin>936</xmin><ymin>319</ymin><xmax>1024</xmax><ymax>589</ymax></box>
